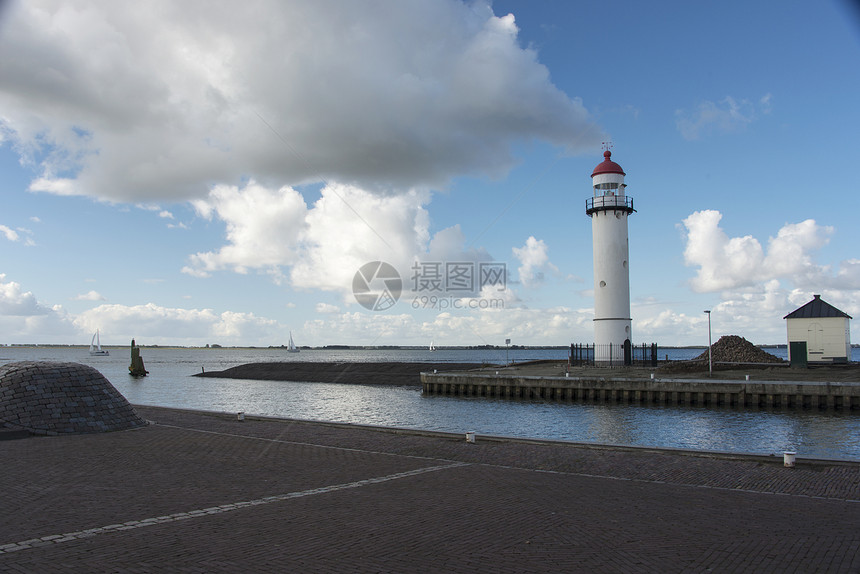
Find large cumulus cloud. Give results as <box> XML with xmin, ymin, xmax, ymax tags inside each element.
<box><xmin>0</xmin><ymin>0</ymin><xmax>603</xmax><ymax>202</ymax></box>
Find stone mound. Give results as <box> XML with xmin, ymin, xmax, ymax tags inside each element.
<box><xmin>694</xmin><ymin>335</ymin><xmax>783</xmax><ymax>363</ymax></box>
<box><xmin>0</xmin><ymin>361</ymin><xmax>146</xmax><ymax>435</ymax></box>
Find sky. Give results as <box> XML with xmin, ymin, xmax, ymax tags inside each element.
<box><xmin>1</xmin><ymin>0</ymin><xmax>859</xmax><ymax>348</ymax></box>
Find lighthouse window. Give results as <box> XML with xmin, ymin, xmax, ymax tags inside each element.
<box><xmin>595</xmin><ymin>183</ymin><xmax>618</xmax><ymax>196</ymax></box>
<box><xmin>599</xmin><ymin>280</ymin><xmax>606</xmax><ymax>288</ymax></box>
<box><xmin>622</xmin><ymin>260</ymin><xmax>627</xmax><ymax>268</ymax></box>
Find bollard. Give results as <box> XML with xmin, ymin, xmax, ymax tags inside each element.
<box><xmin>783</xmin><ymin>451</ymin><xmax>796</xmax><ymax>468</ymax></box>
<box><xmin>237</xmin><ymin>412</ymin><xmax>245</xmax><ymax>422</ymax></box>
<box><xmin>650</xmin><ymin>373</ymin><xmax>655</xmax><ymax>380</ymax></box>
<box><xmin>465</xmin><ymin>432</ymin><xmax>476</xmax><ymax>443</ymax></box>
<box><xmin>745</xmin><ymin>375</ymin><xmax>750</xmax><ymax>381</ymax></box>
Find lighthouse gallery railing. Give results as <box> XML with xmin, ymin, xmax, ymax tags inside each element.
<box><xmin>585</xmin><ymin>195</ymin><xmax>635</xmax><ymax>215</ymax></box>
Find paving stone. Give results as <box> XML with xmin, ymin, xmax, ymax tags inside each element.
<box><xmin>0</xmin><ymin>405</ymin><xmax>857</xmax><ymax>572</ymax></box>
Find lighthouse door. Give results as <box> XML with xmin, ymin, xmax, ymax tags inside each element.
<box><xmin>623</xmin><ymin>339</ymin><xmax>632</xmax><ymax>366</ymax></box>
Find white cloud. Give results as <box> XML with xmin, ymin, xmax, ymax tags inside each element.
<box><xmin>301</xmin><ymin>305</ymin><xmax>592</xmax><ymax>347</ymax></box>
<box><xmin>830</xmin><ymin>259</ymin><xmax>860</xmax><ymax>290</ymax></box>
<box><xmin>183</xmin><ymin>180</ymin><xmax>506</xmax><ymax>304</ymax></box>
<box><xmin>760</xmin><ymin>93</ymin><xmax>773</xmax><ymax>114</ymax></box>
<box><xmin>0</xmin><ymin>310</ymin><xmax>78</xmax><ymax>344</ymax></box>
<box><xmin>0</xmin><ymin>0</ymin><xmax>603</xmax><ymax>203</ymax></box>
<box><xmin>28</xmin><ymin>177</ymin><xmax>77</xmax><ymax>196</ymax></box>
<box><xmin>74</xmin><ymin>302</ymin><xmax>282</xmax><ymax>345</ymax></box>
<box><xmin>0</xmin><ymin>275</ymin><xmax>289</xmax><ymax>345</ymax></box>
<box><xmin>0</xmin><ymin>274</ymin><xmax>77</xmax><ymax>342</ymax></box>
<box><xmin>681</xmin><ymin>210</ymin><xmax>835</xmax><ymax>292</ymax></box>
<box><xmin>0</xmin><ymin>272</ymin><xmax>593</xmax><ymax>346</ymax></box>
<box><xmin>0</xmin><ymin>274</ymin><xmax>49</xmax><ymax>315</ymax></box>
<box><xmin>291</xmin><ymin>185</ymin><xmax>431</xmax><ymax>296</ymax></box>
<box><xmin>158</xmin><ymin>210</ymin><xmax>174</xmax><ymax>219</ymax></box>
<box><xmin>211</xmin><ymin>310</ymin><xmax>281</xmax><ymax>340</ymax></box>
<box><xmin>634</xmin><ymin>281</ymin><xmax>793</xmax><ymax>345</ymax></box>
<box><xmin>512</xmin><ymin>236</ymin><xmax>558</xmax><ymax>287</ymax></box>
<box><xmin>72</xmin><ymin>290</ymin><xmax>106</xmax><ymax>301</ymax></box>
<box><xmin>0</xmin><ymin>225</ymin><xmax>19</xmax><ymax>241</ymax></box>
<box><xmin>453</xmin><ymin>283</ymin><xmax>522</xmax><ymax>312</ymax></box>
<box><xmin>315</xmin><ymin>303</ymin><xmax>339</xmax><ymax>314</ymax></box>
<box><xmin>675</xmin><ymin>95</ymin><xmax>771</xmax><ymax>140</ymax></box>
<box><xmin>676</xmin><ymin>211</ymin><xmax>860</xmax><ymax>343</ymax></box>
<box><xmin>635</xmin><ymin>309</ymin><xmax>699</xmax><ymax>341</ymax></box>
<box><xmin>2</xmin><ymin>225</ymin><xmax>36</xmax><ymax>246</ymax></box>
<box><xmin>183</xmin><ymin>181</ymin><xmax>308</xmax><ymax>277</ymax></box>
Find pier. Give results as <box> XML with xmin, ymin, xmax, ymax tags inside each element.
<box><xmin>421</xmin><ymin>371</ymin><xmax>860</xmax><ymax>411</ymax></box>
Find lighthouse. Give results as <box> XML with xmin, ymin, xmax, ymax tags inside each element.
<box><xmin>586</xmin><ymin>149</ymin><xmax>635</xmax><ymax>364</ymax></box>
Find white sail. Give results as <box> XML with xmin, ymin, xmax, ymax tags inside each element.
<box><xmin>89</xmin><ymin>330</ymin><xmax>109</xmax><ymax>356</ymax></box>
<box><xmin>429</xmin><ymin>340</ymin><xmax>436</xmax><ymax>351</ymax></box>
<box><xmin>287</xmin><ymin>331</ymin><xmax>300</xmax><ymax>353</ymax></box>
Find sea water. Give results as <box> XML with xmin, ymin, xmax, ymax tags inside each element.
<box><xmin>1</xmin><ymin>346</ymin><xmax>858</xmax><ymax>461</ymax></box>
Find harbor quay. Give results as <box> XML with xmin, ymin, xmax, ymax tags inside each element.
<box><xmin>1</xmin><ymin>405</ymin><xmax>858</xmax><ymax>573</ymax></box>
<box><xmin>421</xmin><ymin>371</ymin><xmax>860</xmax><ymax>411</ymax></box>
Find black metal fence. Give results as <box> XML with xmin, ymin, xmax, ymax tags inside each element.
<box><xmin>569</xmin><ymin>343</ymin><xmax>658</xmax><ymax>367</ymax></box>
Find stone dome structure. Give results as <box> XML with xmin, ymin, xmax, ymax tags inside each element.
<box><xmin>0</xmin><ymin>361</ymin><xmax>146</xmax><ymax>435</ymax></box>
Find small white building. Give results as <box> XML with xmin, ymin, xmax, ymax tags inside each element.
<box><xmin>784</xmin><ymin>294</ymin><xmax>852</xmax><ymax>364</ymax></box>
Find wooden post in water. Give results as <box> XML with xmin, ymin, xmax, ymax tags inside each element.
<box><xmin>129</xmin><ymin>338</ymin><xmax>148</xmax><ymax>377</ymax></box>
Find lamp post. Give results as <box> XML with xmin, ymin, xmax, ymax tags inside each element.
<box><xmin>505</xmin><ymin>338</ymin><xmax>511</xmax><ymax>366</ymax></box>
<box><xmin>704</xmin><ymin>310</ymin><xmax>712</xmax><ymax>376</ymax></box>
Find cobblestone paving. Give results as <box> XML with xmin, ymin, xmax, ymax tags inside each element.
<box><xmin>0</xmin><ymin>405</ymin><xmax>857</xmax><ymax>573</ymax></box>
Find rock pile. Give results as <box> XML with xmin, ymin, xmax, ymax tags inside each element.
<box><xmin>694</xmin><ymin>335</ymin><xmax>783</xmax><ymax>363</ymax></box>
<box><xmin>0</xmin><ymin>361</ymin><xmax>146</xmax><ymax>435</ymax></box>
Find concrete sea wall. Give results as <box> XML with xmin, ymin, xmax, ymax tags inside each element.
<box><xmin>421</xmin><ymin>372</ymin><xmax>860</xmax><ymax>411</ymax></box>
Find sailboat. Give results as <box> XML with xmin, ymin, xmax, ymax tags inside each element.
<box><xmin>89</xmin><ymin>330</ymin><xmax>109</xmax><ymax>356</ymax></box>
<box><xmin>429</xmin><ymin>340</ymin><xmax>436</xmax><ymax>352</ymax></box>
<box><xmin>286</xmin><ymin>331</ymin><xmax>300</xmax><ymax>353</ymax></box>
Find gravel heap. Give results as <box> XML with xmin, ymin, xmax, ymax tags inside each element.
<box><xmin>694</xmin><ymin>335</ymin><xmax>783</xmax><ymax>363</ymax></box>
<box><xmin>0</xmin><ymin>361</ymin><xmax>146</xmax><ymax>435</ymax></box>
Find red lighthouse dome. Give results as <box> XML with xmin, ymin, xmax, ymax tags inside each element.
<box><xmin>591</xmin><ymin>150</ymin><xmax>626</xmax><ymax>177</ymax></box>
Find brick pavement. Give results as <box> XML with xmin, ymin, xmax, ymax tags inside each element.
<box><xmin>0</xmin><ymin>405</ymin><xmax>857</xmax><ymax>573</ymax></box>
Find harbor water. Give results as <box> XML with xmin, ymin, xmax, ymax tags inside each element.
<box><xmin>2</xmin><ymin>346</ymin><xmax>859</xmax><ymax>461</ymax></box>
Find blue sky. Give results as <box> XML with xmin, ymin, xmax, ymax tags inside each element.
<box><xmin>1</xmin><ymin>0</ymin><xmax>858</xmax><ymax>347</ymax></box>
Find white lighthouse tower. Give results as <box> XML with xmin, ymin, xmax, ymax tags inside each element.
<box><xmin>586</xmin><ymin>149</ymin><xmax>635</xmax><ymax>364</ymax></box>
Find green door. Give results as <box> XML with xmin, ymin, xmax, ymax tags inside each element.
<box><xmin>789</xmin><ymin>341</ymin><xmax>807</xmax><ymax>368</ymax></box>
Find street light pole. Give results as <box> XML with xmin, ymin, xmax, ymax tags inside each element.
<box><xmin>704</xmin><ymin>310</ymin><xmax>712</xmax><ymax>376</ymax></box>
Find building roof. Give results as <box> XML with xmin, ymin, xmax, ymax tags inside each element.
<box><xmin>591</xmin><ymin>150</ymin><xmax>625</xmax><ymax>177</ymax></box>
<box><xmin>783</xmin><ymin>294</ymin><xmax>852</xmax><ymax>319</ymax></box>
